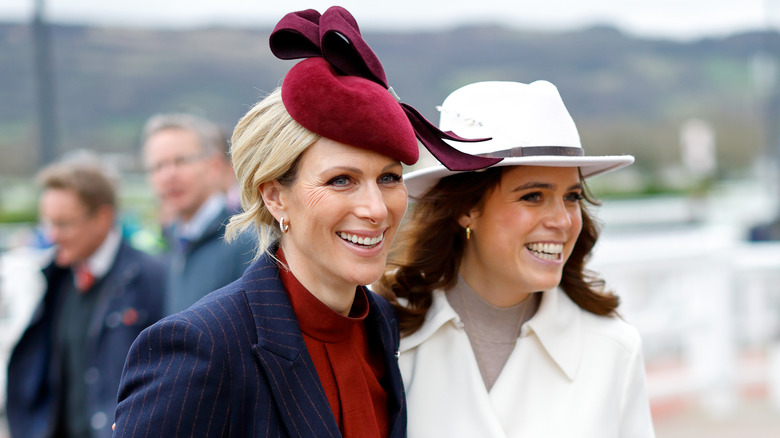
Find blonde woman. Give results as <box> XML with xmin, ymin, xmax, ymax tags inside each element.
<box><xmin>113</xmin><ymin>7</ymin><xmax>486</xmax><ymax>437</ymax></box>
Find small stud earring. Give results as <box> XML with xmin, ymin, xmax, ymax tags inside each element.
<box><xmin>465</xmin><ymin>225</ymin><xmax>471</xmax><ymax>240</ymax></box>
<box><xmin>279</xmin><ymin>218</ymin><xmax>289</xmax><ymax>234</ymax></box>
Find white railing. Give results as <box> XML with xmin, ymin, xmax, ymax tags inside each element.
<box><xmin>591</xmin><ymin>222</ymin><xmax>780</xmax><ymax>417</ymax></box>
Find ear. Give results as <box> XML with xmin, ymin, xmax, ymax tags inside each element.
<box><xmin>205</xmin><ymin>153</ymin><xmax>225</xmax><ymax>175</ymax></box>
<box><xmin>259</xmin><ymin>180</ymin><xmax>286</xmax><ymax>221</ymax></box>
<box><xmin>457</xmin><ymin>211</ymin><xmax>473</xmax><ymax>229</ymax></box>
<box><xmin>95</xmin><ymin>204</ymin><xmax>115</xmax><ymax>228</ymax></box>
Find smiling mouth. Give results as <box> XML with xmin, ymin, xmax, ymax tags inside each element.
<box><xmin>338</xmin><ymin>232</ymin><xmax>384</xmax><ymax>248</ymax></box>
<box><xmin>526</xmin><ymin>242</ymin><xmax>563</xmax><ymax>261</ymax></box>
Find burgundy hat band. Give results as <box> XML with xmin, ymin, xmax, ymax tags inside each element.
<box><xmin>481</xmin><ymin>146</ymin><xmax>585</xmax><ymax>158</ymax></box>
<box><xmin>269</xmin><ymin>6</ymin><xmax>499</xmax><ymax>171</ymax></box>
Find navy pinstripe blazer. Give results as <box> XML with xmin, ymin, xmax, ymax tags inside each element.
<box><xmin>113</xmin><ymin>250</ymin><xmax>407</xmax><ymax>437</ymax></box>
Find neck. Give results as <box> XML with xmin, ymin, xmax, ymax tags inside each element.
<box><xmin>459</xmin><ymin>252</ymin><xmax>532</xmax><ymax>308</ymax></box>
<box><xmin>279</xmin><ymin>242</ymin><xmax>356</xmax><ymax>316</ymax></box>
<box><xmin>179</xmin><ymin>191</ymin><xmax>222</xmax><ymax>225</ymax></box>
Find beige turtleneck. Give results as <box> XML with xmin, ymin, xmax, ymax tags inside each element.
<box><xmin>446</xmin><ymin>275</ymin><xmax>541</xmax><ymax>391</ymax></box>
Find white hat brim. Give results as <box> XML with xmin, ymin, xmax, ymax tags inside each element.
<box><xmin>404</xmin><ymin>154</ymin><xmax>635</xmax><ymax>198</ymax></box>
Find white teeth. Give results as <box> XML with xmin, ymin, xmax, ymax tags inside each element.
<box><xmin>526</xmin><ymin>242</ymin><xmax>563</xmax><ymax>260</ymax></box>
<box><xmin>338</xmin><ymin>232</ymin><xmax>384</xmax><ymax>247</ymax></box>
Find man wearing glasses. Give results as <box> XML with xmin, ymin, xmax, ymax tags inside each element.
<box><xmin>6</xmin><ymin>156</ymin><xmax>166</xmax><ymax>438</ymax></box>
<box><xmin>141</xmin><ymin>113</ymin><xmax>254</xmax><ymax>315</ymax></box>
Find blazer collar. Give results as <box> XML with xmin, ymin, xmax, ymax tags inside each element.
<box><xmin>401</xmin><ymin>287</ymin><xmax>583</xmax><ymax>381</ymax></box>
<box><xmin>364</xmin><ymin>291</ymin><xmax>406</xmax><ymax>438</ymax></box>
<box><xmin>244</xmin><ymin>249</ymin><xmax>406</xmax><ymax>437</ymax></box>
<box><xmin>243</xmin><ymin>250</ymin><xmax>341</xmax><ymax>436</ymax></box>
<box><xmin>243</xmin><ymin>249</ymin><xmax>308</xmax><ymax>361</ymax></box>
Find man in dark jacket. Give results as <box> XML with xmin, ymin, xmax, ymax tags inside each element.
<box><xmin>141</xmin><ymin>113</ymin><xmax>254</xmax><ymax>314</ymax></box>
<box><xmin>6</xmin><ymin>156</ymin><xmax>166</xmax><ymax>438</ymax></box>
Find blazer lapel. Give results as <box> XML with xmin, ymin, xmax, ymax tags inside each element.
<box><xmin>244</xmin><ymin>253</ymin><xmax>341</xmax><ymax>438</ymax></box>
<box><xmin>365</xmin><ymin>291</ymin><xmax>407</xmax><ymax>438</ymax></box>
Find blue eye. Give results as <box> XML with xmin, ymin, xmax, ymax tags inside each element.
<box><xmin>327</xmin><ymin>175</ymin><xmax>351</xmax><ymax>186</ymax></box>
<box><xmin>379</xmin><ymin>173</ymin><xmax>402</xmax><ymax>184</ymax></box>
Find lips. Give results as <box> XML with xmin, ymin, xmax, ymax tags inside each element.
<box><xmin>337</xmin><ymin>231</ymin><xmax>384</xmax><ymax>248</ymax></box>
<box><xmin>526</xmin><ymin>242</ymin><xmax>563</xmax><ymax>261</ymax></box>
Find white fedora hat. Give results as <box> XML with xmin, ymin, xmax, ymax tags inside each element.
<box><xmin>404</xmin><ymin>80</ymin><xmax>634</xmax><ymax>197</ymax></box>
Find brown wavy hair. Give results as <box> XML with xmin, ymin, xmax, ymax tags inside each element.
<box><xmin>378</xmin><ymin>166</ymin><xmax>620</xmax><ymax>335</ymax></box>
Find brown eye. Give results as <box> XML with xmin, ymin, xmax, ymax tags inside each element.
<box><xmin>565</xmin><ymin>192</ymin><xmax>584</xmax><ymax>202</ymax></box>
<box><xmin>520</xmin><ymin>192</ymin><xmax>542</xmax><ymax>202</ymax></box>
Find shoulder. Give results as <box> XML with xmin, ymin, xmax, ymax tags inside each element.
<box><xmin>206</xmin><ymin>224</ymin><xmax>257</xmax><ymax>262</ymax></box>
<box><xmin>543</xmin><ymin>288</ymin><xmax>643</xmax><ymax>355</ymax></box>
<box><xmin>145</xmin><ymin>280</ymin><xmax>254</xmax><ymax>349</ymax></box>
<box><xmin>188</xmin><ymin>279</ymin><xmax>253</xmax><ymax>323</ymax></box>
<box><xmin>578</xmin><ymin>305</ymin><xmax>643</xmax><ymax>353</ymax></box>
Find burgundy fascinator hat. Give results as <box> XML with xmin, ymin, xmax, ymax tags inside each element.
<box><xmin>269</xmin><ymin>6</ymin><xmax>498</xmax><ymax>170</ymax></box>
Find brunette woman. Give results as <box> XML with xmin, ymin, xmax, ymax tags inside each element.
<box><xmin>381</xmin><ymin>80</ymin><xmax>655</xmax><ymax>438</ymax></box>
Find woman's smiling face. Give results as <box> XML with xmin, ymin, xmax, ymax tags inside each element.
<box><xmin>458</xmin><ymin>165</ymin><xmax>584</xmax><ymax>306</ymax></box>
<box><xmin>271</xmin><ymin>137</ymin><xmax>408</xmax><ymax>300</ymax></box>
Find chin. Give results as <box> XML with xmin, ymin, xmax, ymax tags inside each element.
<box><xmin>55</xmin><ymin>253</ymin><xmax>74</xmax><ymax>267</ymax></box>
<box><xmin>539</xmin><ymin>278</ymin><xmax>564</xmax><ymax>291</ymax></box>
<box><xmin>344</xmin><ymin>268</ymin><xmax>384</xmax><ymax>288</ymax></box>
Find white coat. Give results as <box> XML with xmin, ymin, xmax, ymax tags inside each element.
<box><xmin>399</xmin><ymin>287</ymin><xmax>656</xmax><ymax>438</ymax></box>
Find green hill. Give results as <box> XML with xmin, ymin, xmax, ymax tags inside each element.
<box><xmin>1</xmin><ymin>22</ymin><xmax>778</xmax><ymax>184</ymax></box>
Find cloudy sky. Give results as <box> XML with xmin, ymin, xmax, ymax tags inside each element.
<box><xmin>0</xmin><ymin>0</ymin><xmax>776</xmax><ymax>40</ymax></box>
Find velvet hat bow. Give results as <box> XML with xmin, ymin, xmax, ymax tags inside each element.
<box><xmin>270</xmin><ymin>6</ymin><xmax>499</xmax><ymax>171</ymax></box>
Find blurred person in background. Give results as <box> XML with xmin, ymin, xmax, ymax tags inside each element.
<box><xmin>6</xmin><ymin>155</ymin><xmax>165</xmax><ymax>438</ymax></box>
<box><xmin>141</xmin><ymin>112</ymin><xmax>254</xmax><ymax>315</ymax></box>
<box><xmin>380</xmin><ymin>81</ymin><xmax>655</xmax><ymax>437</ymax></box>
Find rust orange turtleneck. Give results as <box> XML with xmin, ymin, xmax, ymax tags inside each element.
<box><xmin>277</xmin><ymin>248</ymin><xmax>389</xmax><ymax>438</ymax></box>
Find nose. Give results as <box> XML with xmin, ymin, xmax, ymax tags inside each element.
<box><xmin>356</xmin><ymin>182</ymin><xmax>389</xmax><ymax>224</ymax></box>
<box><xmin>153</xmin><ymin>162</ymin><xmax>178</xmax><ymax>182</ymax></box>
<box><xmin>543</xmin><ymin>198</ymin><xmax>574</xmax><ymax>230</ymax></box>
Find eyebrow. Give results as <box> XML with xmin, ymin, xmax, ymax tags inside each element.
<box><xmin>511</xmin><ymin>182</ymin><xmax>583</xmax><ymax>192</ymax></box>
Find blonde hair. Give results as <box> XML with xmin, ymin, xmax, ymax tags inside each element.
<box><xmin>225</xmin><ymin>88</ymin><xmax>320</xmax><ymax>257</ymax></box>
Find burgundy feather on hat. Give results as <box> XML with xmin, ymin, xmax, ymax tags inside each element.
<box><xmin>270</xmin><ymin>6</ymin><xmax>499</xmax><ymax>171</ymax></box>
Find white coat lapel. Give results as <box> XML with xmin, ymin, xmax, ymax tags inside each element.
<box><xmin>522</xmin><ymin>288</ymin><xmax>584</xmax><ymax>380</ymax></box>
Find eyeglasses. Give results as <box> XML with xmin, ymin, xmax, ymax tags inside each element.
<box><xmin>39</xmin><ymin>213</ymin><xmax>95</xmax><ymax>233</ymax></box>
<box><xmin>145</xmin><ymin>152</ymin><xmax>209</xmax><ymax>174</ymax></box>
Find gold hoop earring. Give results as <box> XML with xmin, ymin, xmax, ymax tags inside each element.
<box><xmin>279</xmin><ymin>218</ymin><xmax>289</xmax><ymax>234</ymax></box>
<box><xmin>465</xmin><ymin>225</ymin><xmax>471</xmax><ymax>240</ymax></box>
